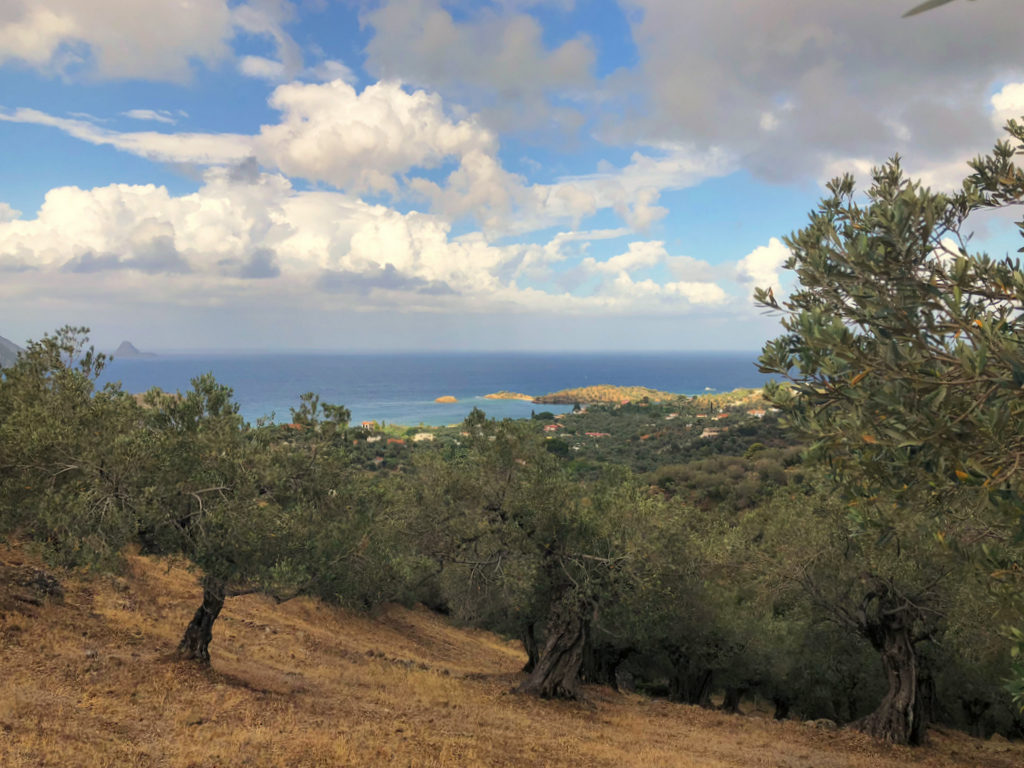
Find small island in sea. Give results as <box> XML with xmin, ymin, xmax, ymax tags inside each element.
<box><xmin>533</xmin><ymin>384</ymin><xmax>681</xmax><ymax>405</ymax></box>
<box><xmin>483</xmin><ymin>391</ymin><xmax>535</xmax><ymax>401</ymax></box>
<box><xmin>434</xmin><ymin>395</ymin><xmax>458</xmax><ymax>403</ymax></box>
<box><xmin>114</xmin><ymin>341</ymin><xmax>156</xmax><ymax>358</ymax></box>
<box><xmin>0</xmin><ymin>334</ymin><xmax>24</xmax><ymax>368</ymax></box>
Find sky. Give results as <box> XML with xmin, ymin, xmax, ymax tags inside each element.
<box><xmin>1</xmin><ymin>0</ymin><xmax>1023</xmax><ymax>352</ymax></box>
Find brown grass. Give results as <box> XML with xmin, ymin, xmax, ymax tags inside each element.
<box><xmin>0</xmin><ymin>544</ymin><xmax>1020</xmax><ymax>767</ymax></box>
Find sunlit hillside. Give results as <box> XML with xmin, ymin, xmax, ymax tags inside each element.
<box><xmin>1</xmin><ymin>545</ymin><xmax>1020</xmax><ymax>768</ymax></box>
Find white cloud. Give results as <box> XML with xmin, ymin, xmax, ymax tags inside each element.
<box><xmin>415</xmin><ymin>140</ymin><xmax>734</xmax><ymax>236</ymax></box>
<box><xmin>362</xmin><ymin>0</ymin><xmax>594</xmax><ymax>133</ymax></box>
<box><xmin>991</xmin><ymin>82</ymin><xmax>1024</xmax><ymax>128</ymax></box>
<box><xmin>666</xmin><ymin>253</ymin><xmax>717</xmax><ymax>283</ymax></box>
<box><xmin>0</xmin><ymin>172</ymin><xmax>745</xmax><ymax>317</ymax></box>
<box><xmin>232</xmin><ymin>0</ymin><xmax>304</xmax><ymax>82</ymax></box>
<box><xmin>3</xmin><ymin>79</ymin><xmax>496</xmax><ymax>192</ymax></box>
<box><xmin>2</xmin><ymin>79</ymin><xmax>494</xmax><ymax>196</ymax></box>
<box><xmin>0</xmin><ymin>0</ymin><xmax>234</xmax><ymax>81</ymax></box>
<box><xmin>239</xmin><ymin>55</ymin><xmax>287</xmax><ymax>81</ymax></box>
<box><xmin>121</xmin><ymin>109</ymin><xmax>177</xmax><ymax>125</ymax></box>
<box><xmin>608</xmin><ymin>272</ymin><xmax>727</xmax><ymax>307</ymax></box>
<box><xmin>611</xmin><ymin>1</ymin><xmax>1024</xmax><ymax>184</ymax></box>
<box><xmin>306</xmin><ymin>60</ymin><xmax>357</xmax><ymax>85</ymax></box>
<box><xmin>735</xmin><ymin>237</ymin><xmax>791</xmax><ymax>294</ymax></box>
<box><xmin>0</xmin><ymin>203</ymin><xmax>21</xmax><ymax>223</ymax></box>
<box><xmin>4</xmin><ymin>71</ymin><xmax>734</xmax><ymax>236</ymax></box>
<box><xmin>255</xmin><ymin>80</ymin><xmax>496</xmax><ymax>194</ymax></box>
<box><xmin>582</xmin><ymin>241</ymin><xmax>665</xmax><ymax>275</ymax></box>
<box><xmin>0</xmin><ymin>108</ymin><xmax>253</xmax><ymax>164</ymax></box>
<box><xmin>0</xmin><ymin>0</ymin><xmax>306</xmax><ymax>83</ymax></box>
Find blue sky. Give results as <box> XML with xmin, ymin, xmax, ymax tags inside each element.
<box><xmin>1</xmin><ymin>0</ymin><xmax>1022</xmax><ymax>352</ymax></box>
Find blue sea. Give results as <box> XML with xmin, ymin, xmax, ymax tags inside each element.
<box><xmin>98</xmin><ymin>352</ymin><xmax>771</xmax><ymax>427</ymax></box>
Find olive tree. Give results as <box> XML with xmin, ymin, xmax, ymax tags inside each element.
<box><xmin>0</xmin><ymin>327</ymin><xmax>142</xmax><ymax>567</ymax></box>
<box><xmin>406</xmin><ymin>414</ymin><xmax>649</xmax><ymax>700</ymax></box>
<box><xmin>137</xmin><ymin>375</ymin><xmax>291</xmax><ymax>662</ymax></box>
<box><xmin>757</xmin><ymin>120</ymin><xmax>1024</xmax><ymax>721</ymax></box>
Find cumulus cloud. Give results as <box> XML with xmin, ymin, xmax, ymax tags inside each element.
<box><xmin>5</xmin><ymin>80</ymin><xmax>497</xmax><ymax>198</ymax></box>
<box><xmin>735</xmin><ymin>237</ymin><xmax>791</xmax><ymax>295</ymax></box>
<box><xmin>415</xmin><ymin>140</ymin><xmax>734</xmax><ymax>236</ymax></box>
<box><xmin>0</xmin><ymin>0</ymin><xmax>233</xmax><ymax>81</ymax></box>
<box><xmin>255</xmin><ymin>80</ymin><xmax>496</xmax><ymax>194</ymax></box>
<box><xmin>0</xmin><ymin>172</ymin><xmax>748</xmax><ymax>317</ymax></box>
<box><xmin>9</xmin><ymin>78</ymin><xmax>731</xmax><ymax>236</ymax></box>
<box><xmin>362</xmin><ymin>0</ymin><xmax>594</xmax><ymax>133</ymax></box>
<box><xmin>582</xmin><ymin>241</ymin><xmax>665</xmax><ymax>275</ymax></box>
<box><xmin>0</xmin><ymin>0</ymin><xmax>308</xmax><ymax>83</ymax></box>
<box><xmin>991</xmin><ymin>82</ymin><xmax>1024</xmax><ymax>128</ymax></box>
<box><xmin>232</xmin><ymin>0</ymin><xmax>304</xmax><ymax>82</ymax></box>
<box><xmin>601</xmin><ymin>1</ymin><xmax>1024</xmax><ymax>184</ymax></box>
<box><xmin>0</xmin><ymin>202</ymin><xmax>21</xmax><ymax>222</ymax></box>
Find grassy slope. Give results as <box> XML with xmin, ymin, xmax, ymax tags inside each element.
<box><xmin>1</xmin><ymin>546</ymin><xmax>1020</xmax><ymax>768</ymax></box>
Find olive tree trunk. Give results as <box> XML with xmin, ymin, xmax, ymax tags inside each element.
<box><xmin>854</xmin><ymin>619</ymin><xmax>926</xmax><ymax>745</ymax></box>
<box><xmin>582</xmin><ymin>642</ymin><xmax>632</xmax><ymax>690</ymax></box>
<box><xmin>773</xmin><ymin>697</ymin><xmax>791</xmax><ymax>720</ymax></box>
<box><xmin>666</xmin><ymin>646</ymin><xmax>713</xmax><ymax>707</ymax></box>
<box><xmin>720</xmin><ymin>685</ymin><xmax>747</xmax><ymax>714</ymax></box>
<box><xmin>961</xmin><ymin>698</ymin><xmax>991</xmax><ymax>739</ymax></box>
<box><xmin>178</xmin><ymin>580</ymin><xmax>225</xmax><ymax>664</ymax></box>
<box><xmin>521</xmin><ymin>621</ymin><xmax>539</xmax><ymax>673</ymax></box>
<box><xmin>516</xmin><ymin>594</ymin><xmax>590</xmax><ymax>700</ymax></box>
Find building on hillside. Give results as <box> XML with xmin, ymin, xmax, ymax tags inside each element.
<box><xmin>543</xmin><ymin>424</ymin><xmax>561</xmax><ymax>432</ymax></box>
<box><xmin>746</xmin><ymin>409</ymin><xmax>766</xmax><ymax>418</ymax></box>
<box><xmin>412</xmin><ymin>432</ymin><xmax>435</xmax><ymax>442</ymax></box>
<box><xmin>700</xmin><ymin>428</ymin><xmax>721</xmax><ymax>439</ymax></box>
<box><xmin>366</xmin><ymin>435</ymin><xmax>382</xmax><ymax>443</ymax></box>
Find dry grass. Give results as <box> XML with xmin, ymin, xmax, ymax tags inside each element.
<box><xmin>0</xmin><ymin>545</ymin><xmax>1020</xmax><ymax>768</ymax></box>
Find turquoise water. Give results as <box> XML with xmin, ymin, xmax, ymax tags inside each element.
<box><xmin>98</xmin><ymin>352</ymin><xmax>771</xmax><ymax>427</ymax></box>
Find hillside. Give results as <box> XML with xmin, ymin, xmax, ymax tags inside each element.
<box><xmin>1</xmin><ymin>546</ymin><xmax>1019</xmax><ymax>768</ymax></box>
<box><xmin>0</xmin><ymin>334</ymin><xmax>23</xmax><ymax>368</ymax></box>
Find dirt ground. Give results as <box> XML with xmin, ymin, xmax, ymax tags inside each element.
<box><xmin>0</xmin><ymin>544</ymin><xmax>1020</xmax><ymax>767</ymax></box>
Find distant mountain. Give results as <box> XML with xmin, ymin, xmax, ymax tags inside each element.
<box><xmin>0</xmin><ymin>335</ymin><xmax>23</xmax><ymax>368</ymax></box>
<box><xmin>114</xmin><ymin>341</ymin><xmax>156</xmax><ymax>358</ymax></box>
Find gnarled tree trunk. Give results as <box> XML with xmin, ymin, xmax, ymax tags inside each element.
<box><xmin>521</xmin><ymin>621</ymin><xmax>539</xmax><ymax>673</ymax></box>
<box><xmin>854</xmin><ymin>617</ymin><xmax>926</xmax><ymax>745</ymax></box>
<box><xmin>178</xmin><ymin>580</ymin><xmax>225</xmax><ymax>664</ymax></box>
<box><xmin>666</xmin><ymin>646</ymin><xmax>713</xmax><ymax>707</ymax></box>
<box><xmin>516</xmin><ymin>593</ymin><xmax>590</xmax><ymax>700</ymax></box>
<box><xmin>720</xmin><ymin>685</ymin><xmax>747</xmax><ymax>714</ymax></box>
<box><xmin>582</xmin><ymin>642</ymin><xmax>632</xmax><ymax>690</ymax></box>
<box><xmin>773</xmin><ymin>696</ymin><xmax>791</xmax><ymax>720</ymax></box>
<box><xmin>961</xmin><ymin>698</ymin><xmax>991</xmax><ymax>739</ymax></box>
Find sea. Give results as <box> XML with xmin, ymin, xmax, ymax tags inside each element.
<box><xmin>98</xmin><ymin>352</ymin><xmax>772</xmax><ymax>427</ymax></box>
